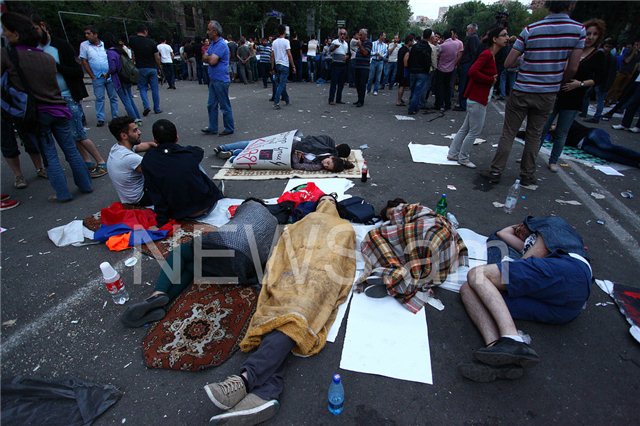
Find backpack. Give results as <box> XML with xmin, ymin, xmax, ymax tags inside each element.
<box><xmin>118</xmin><ymin>54</ymin><xmax>139</xmax><ymax>85</ymax></box>
<box><xmin>338</xmin><ymin>196</ymin><xmax>377</xmax><ymax>224</ymax></box>
<box><xmin>0</xmin><ymin>46</ymin><xmax>38</xmax><ymax>132</ymax></box>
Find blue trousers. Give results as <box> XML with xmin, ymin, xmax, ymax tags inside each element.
<box><xmin>384</xmin><ymin>62</ymin><xmax>397</xmax><ymax>88</ymax></box>
<box><xmin>367</xmin><ymin>60</ymin><xmax>384</xmax><ymax>92</ymax></box>
<box><xmin>274</xmin><ymin>64</ymin><xmax>290</xmax><ymax>105</ymax></box>
<box><xmin>408</xmin><ymin>73</ymin><xmax>428</xmax><ymax>114</ymax></box>
<box><xmin>207</xmin><ymin>80</ymin><xmax>234</xmax><ymax>133</ymax></box>
<box><xmin>540</xmin><ymin>107</ymin><xmax>579</xmax><ymax>165</ymax></box>
<box><xmin>242</xmin><ymin>330</ymin><xmax>295</xmax><ymax>401</ymax></box>
<box><xmin>116</xmin><ymin>84</ymin><xmax>141</xmax><ymax>120</ymax></box>
<box><xmin>92</xmin><ymin>76</ymin><xmax>119</xmax><ymax>121</ymax></box>
<box><xmin>137</xmin><ymin>67</ymin><xmax>161</xmax><ymax>113</ymax></box>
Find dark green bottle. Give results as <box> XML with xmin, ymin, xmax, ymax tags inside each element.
<box><xmin>435</xmin><ymin>194</ymin><xmax>447</xmax><ymax>216</ymax></box>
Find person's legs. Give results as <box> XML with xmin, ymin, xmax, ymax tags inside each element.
<box><xmin>37</xmin><ymin>114</ymin><xmax>73</xmax><ymax>200</ymax></box>
<box><xmin>620</xmin><ymin>82</ymin><xmax>640</xmax><ymax>128</ymax></box>
<box><xmin>408</xmin><ymin>74</ymin><xmax>427</xmax><ymax>114</ymax></box>
<box><xmin>218</xmin><ymin>141</ymin><xmax>250</xmax><ymax>152</ymax></box>
<box><xmin>448</xmin><ymin>112</ymin><xmax>471</xmax><ymax>159</ymax></box>
<box><xmin>366</xmin><ymin>63</ymin><xmax>376</xmax><ymax>92</ymax></box>
<box><xmin>548</xmin><ymin>109</ymin><xmax>579</xmax><ymax>165</ymax></box>
<box><xmin>105</xmin><ymin>79</ymin><xmax>119</xmax><ymax>119</ymax></box>
<box><xmin>117</xmin><ymin>86</ymin><xmax>139</xmax><ymax>119</ymax></box>
<box><xmin>457</xmin><ymin>63</ymin><xmax>470</xmax><ymax>109</ymax></box>
<box><xmin>49</xmin><ymin>116</ymin><xmax>93</xmax><ymax>193</ymax></box>
<box><xmin>163</xmin><ymin>63</ymin><xmax>176</xmax><ymax>88</ymax></box>
<box><xmin>153</xmin><ymin>241</ymin><xmax>196</xmax><ymax>300</ymax></box>
<box><xmin>238</xmin><ymin>62</ymin><xmax>247</xmax><ymax>84</ymax></box>
<box><xmin>443</xmin><ymin>71</ymin><xmax>453</xmax><ymax>109</ymax></box>
<box><xmin>329</xmin><ymin>65</ymin><xmax>339</xmax><ymax>103</ymax></box>
<box><xmin>593</xmin><ymin>85</ymin><xmax>606</xmax><ymax>120</ymax></box>
<box><xmin>420</xmin><ymin>72</ymin><xmax>432</xmax><ymax>109</ymax></box>
<box><xmin>207</xmin><ymin>81</ymin><xmax>220</xmax><ymax>133</ymax></box>
<box><xmin>213</xmin><ymin>81</ymin><xmax>235</xmax><ymax>133</ymax></box>
<box><xmin>489</xmin><ymin>91</ymin><xmax>529</xmax><ymax>176</ymax></box>
<box><xmin>149</xmin><ymin>70</ymin><xmax>161</xmax><ymax>113</ymax></box>
<box><xmin>537</xmin><ymin>108</ymin><xmax>559</xmax><ymax>154</ymax></box>
<box><xmin>92</xmin><ymin>77</ymin><xmax>106</xmax><ymax>122</ymax></box>
<box><xmin>460</xmin><ymin>282</ymin><xmax>501</xmax><ymax>345</ymax></box>
<box><xmin>373</xmin><ymin>60</ymin><xmax>383</xmax><ymax>92</ymax></box>
<box><xmin>356</xmin><ymin>68</ymin><xmax>368</xmax><ymax>104</ymax></box>
<box><xmin>335</xmin><ymin>64</ymin><xmax>347</xmax><ymax>103</ymax></box>
<box><xmin>1</xmin><ymin>117</ymin><xmax>26</xmax><ymax>180</ymax></box>
<box><xmin>274</xmin><ymin>65</ymin><xmax>288</xmax><ymax>106</ymax></box>
<box><xmin>582</xmin><ymin>137</ymin><xmax>640</xmax><ymax>167</ymax></box>
<box><xmin>434</xmin><ymin>70</ymin><xmax>444</xmax><ymax>109</ymax></box>
<box><xmin>259</xmin><ymin>62</ymin><xmax>269</xmax><ymax>88</ymax></box>
<box><xmin>520</xmin><ymin>93</ymin><xmax>556</xmax><ymax>181</ymax></box>
<box><xmin>457</xmin><ymin>102</ymin><xmax>487</xmax><ymax>163</ymax></box>
<box><xmin>137</xmin><ymin>68</ymin><xmax>151</xmax><ymax>111</ymax></box>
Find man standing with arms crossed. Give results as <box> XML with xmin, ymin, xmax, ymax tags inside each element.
<box><xmin>328</xmin><ymin>28</ymin><xmax>349</xmax><ymax>105</ymax></box>
<box><xmin>201</xmin><ymin>20</ymin><xmax>234</xmax><ymax>137</ymax></box>
<box><xmin>482</xmin><ymin>1</ymin><xmax>585</xmax><ymax>186</ymax></box>
<box><xmin>271</xmin><ymin>25</ymin><xmax>296</xmax><ymax>110</ymax></box>
<box><xmin>129</xmin><ymin>25</ymin><xmax>162</xmax><ymax>116</ymax></box>
<box><xmin>353</xmin><ymin>29</ymin><xmax>372</xmax><ymax>107</ymax></box>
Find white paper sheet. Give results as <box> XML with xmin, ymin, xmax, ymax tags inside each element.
<box><xmin>408</xmin><ymin>143</ymin><xmax>459</xmax><ymax>165</ymax></box>
<box><xmin>198</xmin><ymin>198</ymin><xmax>245</xmax><ymax>228</ymax></box>
<box><xmin>283</xmin><ymin>178</ymin><xmax>355</xmax><ymax>201</ymax></box>
<box><xmin>594</xmin><ymin>165</ymin><xmax>624</xmax><ymax>176</ymax></box>
<box><xmin>457</xmin><ymin>228</ymin><xmax>488</xmax><ymax>260</ymax></box>
<box><xmin>395</xmin><ymin>115</ymin><xmax>416</xmax><ymax>121</ymax></box>
<box><xmin>340</xmin><ymin>292</ymin><xmax>432</xmax><ymax>384</ymax></box>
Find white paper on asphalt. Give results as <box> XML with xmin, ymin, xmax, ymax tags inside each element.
<box><xmin>198</xmin><ymin>198</ymin><xmax>245</xmax><ymax>227</ymax></box>
<box><xmin>408</xmin><ymin>143</ymin><xmax>459</xmax><ymax>165</ymax></box>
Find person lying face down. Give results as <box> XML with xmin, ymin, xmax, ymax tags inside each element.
<box><xmin>458</xmin><ymin>215</ymin><xmax>592</xmax><ymax>383</ymax></box>
<box><xmin>203</xmin><ymin>194</ymin><xmax>356</xmax><ymax>425</ymax></box>
<box><xmin>120</xmin><ymin>199</ymin><xmax>278</xmax><ymax>328</ymax></box>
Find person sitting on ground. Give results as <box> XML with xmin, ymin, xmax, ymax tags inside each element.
<box><xmin>120</xmin><ymin>198</ymin><xmax>278</xmax><ymax>328</ymax></box>
<box><xmin>204</xmin><ymin>194</ymin><xmax>355</xmax><ymax>425</ymax></box>
<box><xmin>106</xmin><ymin>116</ymin><xmax>157</xmax><ymax>205</ymax></box>
<box><xmin>213</xmin><ymin>134</ymin><xmax>354</xmax><ymax>172</ymax></box>
<box><xmin>458</xmin><ymin>215</ymin><xmax>592</xmax><ymax>383</ymax></box>
<box><xmin>141</xmin><ymin>119</ymin><xmax>224</xmax><ymax>226</ymax></box>
<box><xmin>356</xmin><ymin>198</ymin><xmax>468</xmax><ymax>313</ymax></box>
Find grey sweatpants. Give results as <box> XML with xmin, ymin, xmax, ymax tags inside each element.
<box><xmin>448</xmin><ymin>100</ymin><xmax>487</xmax><ymax>162</ymax></box>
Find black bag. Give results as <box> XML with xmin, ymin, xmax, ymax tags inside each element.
<box><xmin>0</xmin><ymin>46</ymin><xmax>38</xmax><ymax>131</ymax></box>
<box><xmin>338</xmin><ymin>196</ymin><xmax>377</xmax><ymax>224</ymax></box>
<box><xmin>118</xmin><ymin>53</ymin><xmax>139</xmax><ymax>85</ymax></box>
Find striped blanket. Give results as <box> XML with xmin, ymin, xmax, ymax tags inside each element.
<box><xmin>357</xmin><ymin>203</ymin><xmax>468</xmax><ymax>313</ymax></box>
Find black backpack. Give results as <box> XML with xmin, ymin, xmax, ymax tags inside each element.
<box><xmin>0</xmin><ymin>46</ymin><xmax>38</xmax><ymax>132</ymax></box>
<box><xmin>118</xmin><ymin>54</ymin><xmax>139</xmax><ymax>85</ymax></box>
<box><xmin>338</xmin><ymin>196</ymin><xmax>377</xmax><ymax>224</ymax></box>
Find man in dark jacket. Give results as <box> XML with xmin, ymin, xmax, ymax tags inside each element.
<box><xmin>407</xmin><ymin>29</ymin><xmax>433</xmax><ymax>115</ymax></box>
<box><xmin>455</xmin><ymin>23</ymin><xmax>481</xmax><ymax>111</ymax></box>
<box><xmin>141</xmin><ymin>119</ymin><xmax>223</xmax><ymax>226</ymax></box>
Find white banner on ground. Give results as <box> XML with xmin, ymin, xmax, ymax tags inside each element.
<box><xmin>233</xmin><ymin>130</ymin><xmax>298</xmax><ymax>169</ymax></box>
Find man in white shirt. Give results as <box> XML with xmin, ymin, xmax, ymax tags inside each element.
<box><xmin>271</xmin><ymin>25</ymin><xmax>296</xmax><ymax>110</ymax></box>
<box><xmin>306</xmin><ymin>34</ymin><xmax>319</xmax><ymax>82</ymax></box>
<box><xmin>384</xmin><ymin>34</ymin><xmax>399</xmax><ymax>90</ymax></box>
<box><xmin>328</xmin><ymin>29</ymin><xmax>350</xmax><ymax>105</ymax></box>
<box><xmin>157</xmin><ymin>38</ymin><xmax>176</xmax><ymax>89</ymax></box>
<box><xmin>106</xmin><ymin>116</ymin><xmax>157</xmax><ymax>204</ymax></box>
<box><xmin>366</xmin><ymin>32</ymin><xmax>387</xmax><ymax>95</ymax></box>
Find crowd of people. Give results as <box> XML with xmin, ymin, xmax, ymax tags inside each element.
<box><xmin>1</xmin><ymin>1</ymin><xmax>639</xmax><ymax>425</ymax></box>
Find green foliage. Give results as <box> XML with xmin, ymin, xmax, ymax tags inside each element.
<box><xmin>442</xmin><ymin>0</ymin><xmax>533</xmax><ymax>41</ymax></box>
<box><xmin>572</xmin><ymin>1</ymin><xmax>640</xmax><ymax>45</ymax></box>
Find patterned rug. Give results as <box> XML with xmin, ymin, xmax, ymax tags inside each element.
<box><xmin>142</xmin><ymin>284</ymin><xmax>258</xmax><ymax>371</ymax></box>
<box><xmin>212</xmin><ymin>150</ymin><xmax>366</xmax><ymax>180</ymax></box>
<box><xmin>83</xmin><ymin>209</ymin><xmax>216</xmax><ymax>260</ymax></box>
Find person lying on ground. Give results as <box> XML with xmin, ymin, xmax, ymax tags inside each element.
<box><xmin>107</xmin><ymin>116</ymin><xmax>157</xmax><ymax>206</ymax></box>
<box><xmin>120</xmin><ymin>199</ymin><xmax>278</xmax><ymax>328</ymax></box>
<box><xmin>204</xmin><ymin>194</ymin><xmax>355</xmax><ymax>425</ymax></box>
<box><xmin>355</xmin><ymin>198</ymin><xmax>468</xmax><ymax>313</ymax></box>
<box><xmin>212</xmin><ymin>134</ymin><xmax>354</xmax><ymax>172</ymax></box>
<box><xmin>458</xmin><ymin>215</ymin><xmax>592</xmax><ymax>383</ymax></box>
<box><xmin>520</xmin><ymin>120</ymin><xmax>640</xmax><ymax>168</ymax></box>
<box><xmin>141</xmin><ymin>119</ymin><xmax>224</xmax><ymax>226</ymax></box>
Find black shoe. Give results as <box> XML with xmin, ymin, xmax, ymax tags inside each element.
<box><xmin>453</xmin><ymin>106</ymin><xmax>466</xmax><ymax>112</ymax></box>
<box><xmin>154</xmin><ymin>110</ymin><xmax>162</xmax><ymax>114</ymax></box>
<box><xmin>143</xmin><ymin>108</ymin><xmax>151</xmax><ymax>117</ymax></box>
<box><xmin>364</xmin><ymin>284</ymin><xmax>388</xmax><ymax>298</ymax></box>
<box><xmin>519</xmin><ymin>176</ymin><xmax>537</xmax><ymax>186</ymax></box>
<box><xmin>336</xmin><ymin>101</ymin><xmax>345</xmax><ymax>104</ymax></box>
<box><xmin>479</xmin><ymin>170</ymin><xmax>501</xmax><ymax>184</ymax></box>
<box><xmin>355</xmin><ymin>103</ymin><xmax>363</xmax><ymax>107</ymax></box>
<box><xmin>407</xmin><ymin>111</ymin><xmax>417</xmax><ymax>115</ymax></box>
<box><xmin>120</xmin><ymin>294</ymin><xmax>170</xmax><ymax>328</ymax></box>
<box><xmin>96</xmin><ymin>121</ymin><xmax>105</xmax><ymax>127</ymax></box>
<box><xmin>219</xmin><ymin>130</ymin><xmax>234</xmax><ymax>136</ymax></box>
<box><xmin>201</xmin><ymin>128</ymin><xmax>217</xmax><ymax>135</ymax></box>
<box><xmin>352</xmin><ymin>101</ymin><xmax>360</xmax><ymax>105</ymax></box>
<box><xmin>473</xmin><ymin>337</ymin><xmax>540</xmax><ymax>367</ymax></box>
<box><xmin>458</xmin><ymin>361</ymin><xmax>524</xmax><ymax>382</ymax></box>
<box><xmin>583</xmin><ymin>117</ymin><xmax>599</xmax><ymax>124</ymax></box>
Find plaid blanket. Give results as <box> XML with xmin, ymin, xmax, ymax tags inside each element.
<box><xmin>357</xmin><ymin>203</ymin><xmax>468</xmax><ymax>313</ymax></box>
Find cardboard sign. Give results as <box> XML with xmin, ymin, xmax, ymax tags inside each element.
<box><xmin>232</xmin><ymin>130</ymin><xmax>298</xmax><ymax>169</ymax></box>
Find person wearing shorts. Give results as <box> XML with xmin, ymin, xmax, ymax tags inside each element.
<box><xmin>457</xmin><ymin>216</ymin><xmax>592</xmax><ymax>382</ymax></box>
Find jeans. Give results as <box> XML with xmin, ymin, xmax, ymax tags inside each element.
<box><xmin>207</xmin><ymin>80</ymin><xmax>234</xmax><ymax>133</ymax></box>
<box><xmin>540</xmin><ymin>107</ymin><xmax>579</xmax><ymax>164</ymax></box>
<box><xmin>38</xmin><ymin>112</ymin><xmax>92</xmax><ymax>200</ymax></box>
<box><xmin>457</xmin><ymin>62</ymin><xmax>471</xmax><ymax>109</ymax></box>
<box><xmin>448</xmin><ymin>101</ymin><xmax>487</xmax><ymax>162</ymax></box>
<box><xmin>116</xmin><ymin>84</ymin><xmax>141</xmax><ymax>120</ymax></box>
<box><xmin>63</xmin><ymin>97</ymin><xmax>88</xmax><ymax>142</ymax></box>
<box><xmin>329</xmin><ymin>62</ymin><xmax>347</xmax><ymax>103</ymax></box>
<box><xmin>585</xmin><ymin>86</ymin><xmax>607</xmax><ymax>120</ymax></box>
<box><xmin>219</xmin><ymin>141</ymin><xmax>250</xmax><ymax>160</ymax></box>
<box><xmin>408</xmin><ymin>73</ymin><xmax>428</xmax><ymax>114</ymax></box>
<box><xmin>384</xmin><ymin>62</ymin><xmax>397</xmax><ymax>88</ymax></box>
<box><xmin>137</xmin><ymin>67</ymin><xmax>161</xmax><ymax>113</ymax></box>
<box><xmin>355</xmin><ymin>68</ymin><xmax>369</xmax><ymax>104</ymax></box>
<box><xmin>187</xmin><ymin>57</ymin><xmax>196</xmax><ymax>80</ymax></box>
<box><xmin>434</xmin><ymin>69</ymin><xmax>454</xmax><ymax>109</ymax></box>
<box><xmin>242</xmin><ymin>330</ymin><xmax>295</xmax><ymax>401</ymax></box>
<box><xmin>499</xmin><ymin>70</ymin><xmax>517</xmax><ymax>97</ymax></box>
<box><xmin>162</xmin><ymin>63</ymin><xmax>175</xmax><ymax>88</ymax></box>
<box><xmin>274</xmin><ymin>64</ymin><xmax>290</xmax><ymax>105</ymax></box>
<box><xmin>621</xmin><ymin>82</ymin><xmax>640</xmax><ymax>128</ymax></box>
<box><xmin>92</xmin><ymin>77</ymin><xmax>119</xmax><ymax>121</ymax></box>
<box><xmin>367</xmin><ymin>60</ymin><xmax>384</xmax><ymax>92</ymax></box>
<box><xmin>422</xmin><ymin>71</ymin><xmax>434</xmax><ymax>107</ymax></box>
<box><xmin>578</xmin><ymin>129</ymin><xmax>640</xmax><ymax>167</ymax></box>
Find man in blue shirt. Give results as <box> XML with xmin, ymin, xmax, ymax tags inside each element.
<box><xmin>201</xmin><ymin>20</ymin><xmax>235</xmax><ymax>136</ymax></box>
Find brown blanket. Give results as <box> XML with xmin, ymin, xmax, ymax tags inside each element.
<box><xmin>240</xmin><ymin>200</ymin><xmax>356</xmax><ymax>356</ymax></box>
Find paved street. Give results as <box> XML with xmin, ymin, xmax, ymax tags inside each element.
<box><xmin>1</xmin><ymin>78</ymin><xmax>639</xmax><ymax>424</ymax></box>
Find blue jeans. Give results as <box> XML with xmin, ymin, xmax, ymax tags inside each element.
<box><xmin>499</xmin><ymin>70</ymin><xmax>517</xmax><ymax>97</ymax></box>
<box><xmin>137</xmin><ymin>67</ymin><xmax>161</xmax><ymax>112</ymax></box>
<box><xmin>116</xmin><ymin>84</ymin><xmax>141</xmax><ymax>120</ymax></box>
<box><xmin>457</xmin><ymin>62</ymin><xmax>471</xmax><ymax>109</ymax></box>
<box><xmin>367</xmin><ymin>60</ymin><xmax>384</xmax><ymax>92</ymax></box>
<box><xmin>63</xmin><ymin>97</ymin><xmax>88</xmax><ymax>142</ymax></box>
<box><xmin>579</xmin><ymin>129</ymin><xmax>640</xmax><ymax>166</ymax></box>
<box><xmin>384</xmin><ymin>62</ymin><xmax>397</xmax><ymax>88</ymax></box>
<box><xmin>207</xmin><ymin>80</ymin><xmax>234</xmax><ymax>133</ymax></box>
<box><xmin>408</xmin><ymin>73</ymin><xmax>428</xmax><ymax>114</ymax></box>
<box><xmin>540</xmin><ymin>107</ymin><xmax>579</xmax><ymax>165</ymax></box>
<box><xmin>92</xmin><ymin>77</ymin><xmax>119</xmax><ymax>121</ymax></box>
<box><xmin>219</xmin><ymin>141</ymin><xmax>250</xmax><ymax>161</ymax></box>
<box><xmin>274</xmin><ymin>64</ymin><xmax>290</xmax><ymax>105</ymax></box>
<box><xmin>38</xmin><ymin>112</ymin><xmax>92</xmax><ymax>200</ymax></box>
<box><xmin>329</xmin><ymin>62</ymin><xmax>347</xmax><ymax>103</ymax></box>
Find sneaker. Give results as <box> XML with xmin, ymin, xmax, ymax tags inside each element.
<box><xmin>36</xmin><ymin>168</ymin><xmax>48</xmax><ymax>179</ymax></box>
<box><xmin>548</xmin><ymin>163</ymin><xmax>559</xmax><ymax>173</ymax></box>
<box><xmin>90</xmin><ymin>165</ymin><xmax>108</xmax><ymax>178</ymax></box>
<box><xmin>120</xmin><ymin>294</ymin><xmax>170</xmax><ymax>328</ymax></box>
<box><xmin>373</xmin><ymin>91</ymin><xmax>378</xmax><ymax>96</ymax></box>
<box><xmin>458</xmin><ymin>160</ymin><xmax>477</xmax><ymax>168</ymax></box>
<box><xmin>274</xmin><ymin>104</ymin><xmax>281</xmax><ymax>110</ymax></box>
<box><xmin>629</xmin><ymin>127</ymin><xmax>640</xmax><ymax>133</ymax></box>
<box><xmin>612</xmin><ymin>124</ymin><xmax>627</xmax><ymax>130</ymax></box>
<box><xmin>14</xmin><ymin>175</ymin><xmax>27</xmax><ymax>189</ymax></box>
<box><xmin>473</xmin><ymin>337</ymin><xmax>540</xmax><ymax>367</ymax></box>
<box><xmin>204</xmin><ymin>375</ymin><xmax>247</xmax><ymax>410</ymax></box>
<box><xmin>447</xmin><ymin>155</ymin><xmax>458</xmax><ymax>161</ymax></box>
<box><xmin>0</xmin><ymin>199</ymin><xmax>20</xmax><ymax>211</ymax></box>
<box><xmin>1</xmin><ymin>194</ymin><xmax>10</xmax><ymax>201</ymax></box>
<box><xmin>218</xmin><ymin>151</ymin><xmax>232</xmax><ymax>160</ymax></box>
<box><xmin>479</xmin><ymin>170</ymin><xmax>501</xmax><ymax>184</ymax></box>
<box><xmin>143</xmin><ymin>108</ymin><xmax>151</xmax><ymax>117</ymax></box>
<box><xmin>208</xmin><ymin>394</ymin><xmax>279</xmax><ymax>425</ymax></box>
<box><xmin>458</xmin><ymin>361</ymin><xmax>524</xmax><ymax>383</ymax></box>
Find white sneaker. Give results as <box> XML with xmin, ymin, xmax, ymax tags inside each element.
<box><xmin>373</xmin><ymin>91</ymin><xmax>378</xmax><ymax>96</ymax></box>
<box><xmin>611</xmin><ymin>124</ymin><xmax>627</xmax><ymax>130</ymax></box>
<box><xmin>458</xmin><ymin>160</ymin><xmax>477</xmax><ymax>169</ymax></box>
<box><xmin>629</xmin><ymin>127</ymin><xmax>640</xmax><ymax>133</ymax></box>
<box><xmin>548</xmin><ymin>163</ymin><xmax>559</xmax><ymax>173</ymax></box>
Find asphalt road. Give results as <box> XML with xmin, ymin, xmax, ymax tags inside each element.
<box><xmin>1</xmin><ymin>77</ymin><xmax>639</xmax><ymax>425</ymax></box>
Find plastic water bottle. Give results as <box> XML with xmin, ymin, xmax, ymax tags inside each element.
<box><xmin>361</xmin><ymin>161</ymin><xmax>368</xmax><ymax>183</ymax></box>
<box><xmin>446</xmin><ymin>212</ymin><xmax>459</xmax><ymax>228</ymax></box>
<box><xmin>100</xmin><ymin>262</ymin><xmax>130</xmax><ymax>304</ymax></box>
<box><xmin>327</xmin><ymin>373</ymin><xmax>344</xmax><ymax>415</ymax></box>
<box><xmin>435</xmin><ymin>194</ymin><xmax>447</xmax><ymax>216</ymax></box>
<box><xmin>504</xmin><ymin>179</ymin><xmax>521</xmax><ymax>214</ymax></box>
